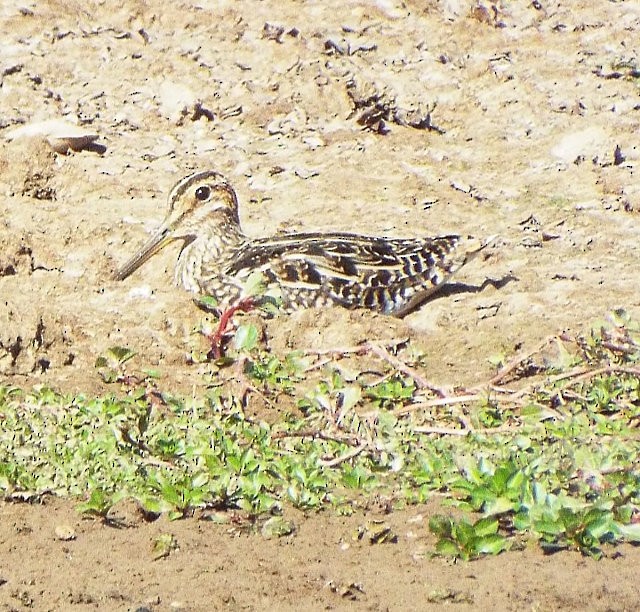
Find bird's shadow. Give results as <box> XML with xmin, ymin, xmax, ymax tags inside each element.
<box><xmin>83</xmin><ymin>142</ymin><xmax>107</xmax><ymax>155</ymax></box>
<box><xmin>429</xmin><ymin>273</ymin><xmax>517</xmax><ymax>301</ymax></box>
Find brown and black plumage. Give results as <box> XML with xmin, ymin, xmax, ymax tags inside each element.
<box><xmin>115</xmin><ymin>170</ymin><xmax>492</xmax><ymax>317</ymax></box>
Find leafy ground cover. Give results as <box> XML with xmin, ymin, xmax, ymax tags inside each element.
<box><xmin>2</xmin><ymin>310</ymin><xmax>639</xmax><ymax>561</ymax></box>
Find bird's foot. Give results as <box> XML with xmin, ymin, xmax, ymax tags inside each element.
<box><xmin>208</xmin><ymin>297</ymin><xmax>257</xmax><ymax>359</ymax></box>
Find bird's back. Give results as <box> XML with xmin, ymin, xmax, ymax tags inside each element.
<box><xmin>216</xmin><ymin>232</ymin><xmax>488</xmax><ymax>316</ymax></box>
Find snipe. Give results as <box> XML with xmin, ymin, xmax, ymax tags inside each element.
<box><xmin>115</xmin><ymin>170</ymin><xmax>493</xmax><ymax>317</ymax></box>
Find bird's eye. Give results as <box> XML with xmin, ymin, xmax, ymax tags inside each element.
<box><xmin>195</xmin><ymin>185</ymin><xmax>211</xmax><ymax>201</ymax></box>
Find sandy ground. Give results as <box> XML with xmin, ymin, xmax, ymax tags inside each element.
<box><xmin>1</xmin><ymin>0</ymin><xmax>639</xmax><ymax>609</ymax></box>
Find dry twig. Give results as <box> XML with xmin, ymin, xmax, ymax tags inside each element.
<box><xmin>319</xmin><ymin>443</ymin><xmax>368</xmax><ymax>467</ymax></box>
<box><xmin>270</xmin><ymin>429</ymin><xmax>360</xmax><ymax>446</ymax></box>
<box><xmin>366</xmin><ymin>342</ymin><xmax>448</xmax><ymax>397</ymax></box>
<box><xmin>488</xmin><ymin>335</ymin><xmax>560</xmax><ymax>385</ymax></box>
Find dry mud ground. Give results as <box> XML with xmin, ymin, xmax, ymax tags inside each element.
<box><xmin>1</xmin><ymin>0</ymin><xmax>639</xmax><ymax>610</ymax></box>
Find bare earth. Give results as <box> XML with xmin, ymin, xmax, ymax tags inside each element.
<box><xmin>1</xmin><ymin>0</ymin><xmax>639</xmax><ymax>610</ymax></box>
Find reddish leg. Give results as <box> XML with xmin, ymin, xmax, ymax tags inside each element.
<box><xmin>208</xmin><ymin>297</ymin><xmax>257</xmax><ymax>359</ymax></box>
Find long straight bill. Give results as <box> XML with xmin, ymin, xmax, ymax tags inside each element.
<box><xmin>114</xmin><ymin>229</ymin><xmax>174</xmax><ymax>281</ymax></box>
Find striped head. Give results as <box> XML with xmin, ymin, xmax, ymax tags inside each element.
<box><xmin>114</xmin><ymin>170</ymin><xmax>241</xmax><ymax>282</ymax></box>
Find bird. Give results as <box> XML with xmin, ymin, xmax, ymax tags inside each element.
<box><xmin>114</xmin><ymin>170</ymin><xmax>493</xmax><ymax>318</ymax></box>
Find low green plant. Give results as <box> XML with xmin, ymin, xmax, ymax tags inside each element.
<box><xmin>365</xmin><ymin>375</ymin><xmax>415</xmax><ymax>409</ymax></box>
<box><xmin>94</xmin><ymin>346</ymin><xmax>136</xmax><ymax>383</ymax></box>
<box><xmin>1</xmin><ymin>311</ymin><xmax>639</xmax><ymax>560</ymax></box>
<box><xmin>429</xmin><ymin>515</ymin><xmax>509</xmax><ymax>560</ymax></box>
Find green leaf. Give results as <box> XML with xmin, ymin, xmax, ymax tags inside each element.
<box><xmin>506</xmin><ymin>469</ymin><xmax>525</xmax><ymax>492</ymax></box>
<box><xmin>454</xmin><ymin>520</ymin><xmax>476</xmax><ymax>547</ymax></box>
<box><xmin>434</xmin><ymin>539</ymin><xmax>463</xmax><ymax>559</ymax></box>
<box><xmin>617</xmin><ymin>523</ymin><xmax>640</xmax><ymax>542</ymax></box>
<box><xmin>534</xmin><ymin>518</ymin><xmax>564</xmax><ymax>537</ymax></box>
<box><xmin>483</xmin><ymin>496</ymin><xmax>516</xmax><ymax>516</ymax></box>
<box><xmin>234</xmin><ymin>323</ymin><xmax>259</xmax><ymax>351</ymax></box>
<box><xmin>192</xmin><ymin>473</ymin><xmax>209</xmax><ymax>488</ymax></box>
<box><xmin>475</xmin><ymin>533</ymin><xmax>509</xmax><ymax>555</ymax></box>
<box><xmin>558</xmin><ymin>507</ymin><xmax>582</xmax><ymax>532</ymax></box>
<box><xmin>609</xmin><ymin>308</ymin><xmax>630</xmax><ymax>327</ymax></box>
<box><xmin>152</xmin><ymin>533</ymin><xmax>178</xmax><ymax>559</ymax></box>
<box><xmin>195</xmin><ymin>295</ymin><xmax>218</xmax><ymax>310</ymax></box>
<box><xmin>339</xmin><ymin>386</ymin><xmax>362</xmax><ymax>412</ymax></box>
<box><xmin>142</xmin><ymin>368</ymin><xmax>162</xmax><ymax>379</ymax></box>
<box><xmin>77</xmin><ymin>488</ymin><xmax>112</xmax><ymax>517</ymax></box>
<box><xmin>429</xmin><ymin>515</ymin><xmax>454</xmax><ymax>538</ymax></box>
<box><xmin>473</xmin><ymin>517</ymin><xmax>499</xmax><ymax>538</ymax></box>
<box><xmin>242</xmin><ymin>270</ymin><xmax>267</xmax><ymax>297</ymax></box>
<box><xmin>107</xmin><ymin>346</ymin><xmax>136</xmax><ymax>365</ymax></box>
<box><xmin>261</xmin><ymin>516</ymin><xmax>296</xmax><ymax>539</ymax></box>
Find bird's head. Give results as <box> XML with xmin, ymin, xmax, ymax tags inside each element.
<box><xmin>114</xmin><ymin>170</ymin><xmax>239</xmax><ymax>281</ymax></box>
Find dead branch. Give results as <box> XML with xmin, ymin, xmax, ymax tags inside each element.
<box><xmin>366</xmin><ymin>342</ymin><xmax>449</xmax><ymax>397</ymax></box>
<box><xmin>488</xmin><ymin>335</ymin><xmax>560</xmax><ymax>385</ymax></box>
<box><xmin>270</xmin><ymin>429</ymin><xmax>360</xmax><ymax>446</ymax></box>
<box><xmin>547</xmin><ymin>365</ymin><xmax>640</xmax><ymax>386</ymax></box>
<box><xmin>318</xmin><ymin>443</ymin><xmax>368</xmax><ymax>467</ymax></box>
